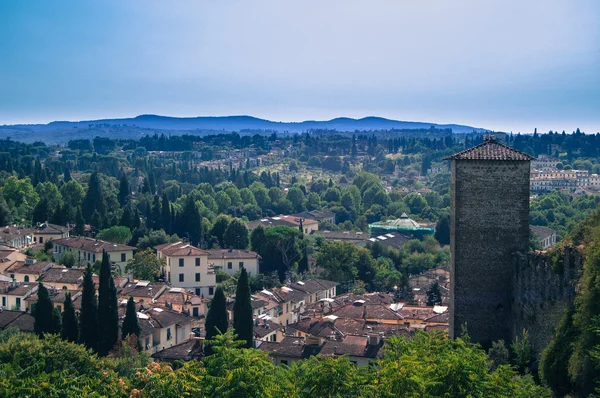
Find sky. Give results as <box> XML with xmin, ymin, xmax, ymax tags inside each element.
<box><xmin>0</xmin><ymin>0</ymin><xmax>599</xmax><ymax>133</ymax></box>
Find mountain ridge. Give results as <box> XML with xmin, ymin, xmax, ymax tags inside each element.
<box><xmin>2</xmin><ymin>114</ymin><xmax>489</xmax><ymax>134</ymax></box>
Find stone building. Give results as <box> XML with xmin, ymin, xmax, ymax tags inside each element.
<box><xmin>446</xmin><ymin>136</ymin><xmax>533</xmax><ymax>346</ymax></box>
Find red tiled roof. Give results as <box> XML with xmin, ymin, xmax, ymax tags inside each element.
<box><xmin>445</xmin><ymin>136</ymin><xmax>534</xmax><ymax>161</ymax></box>
<box><xmin>53</xmin><ymin>236</ymin><xmax>135</xmax><ymax>253</ymax></box>
<box><xmin>154</xmin><ymin>242</ymin><xmax>209</xmax><ymax>257</ymax></box>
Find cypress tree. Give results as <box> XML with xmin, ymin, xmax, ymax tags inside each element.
<box><xmin>298</xmin><ymin>236</ymin><xmax>309</xmax><ymax>274</ymax></box>
<box><xmin>152</xmin><ymin>195</ymin><xmax>161</xmax><ymax>230</ymax></box>
<box><xmin>204</xmin><ymin>286</ymin><xmax>228</xmax><ymax>355</ymax></box>
<box><xmin>97</xmin><ymin>251</ymin><xmax>119</xmax><ymax>356</ymax></box>
<box><xmin>118</xmin><ymin>173</ymin><xmax>130</xmax><ymax>206</ymax></box>
<box><xmin>91</xmin><ymin>210</ymin><xmax>103</xmax><ymax>231</ymax></box>
<box><xmin>61</xmin><ymin>292</ymin><xmax>79</xmax><ymax>343</ymax></box>
<box><xmin>74</xmin><ymin>207</ymin><xmax>85</xmax><ymax>236</ymax></box>
<box><xmin>182</xmin><ymin>195</ymin><xmax>202</xmax><ymax>246</ymax></box>
<box><xmin>426</xmin><ymin>281</ymin><xmax>442</xmax><ymax>306</ymax></box>
<box><xmin>63</xmin><ymin>167</ymin><xmax>72</xmax><ymax>183</ymax></box>
<box><xmin>33</xmin><ymin>283</ymin><xmax>56</xmax><ymax>338</ymax></box>
<box><xmin>79</xmin><ymin>266</ymin><xmax>98</xmax><ymax>351</ymax></box>
<box><xmin>120</xmin><ymin>205</ymin><xmax>133</xmax><ymax>229</ymax></box>
<box><xmin>161</xmin><ymin>193</ymin><xmax>171</xmax><ymax>233</ymax></box>
<box><xmin>82</xmin><ymin>172</ymin><xmax>106</xmax><ymax>222</ymax></box>
<box><xmin>132</xmin><ymin>208</ymin><xmax>141</xmax><ymax>229</ymax></box>
<box><xmin>121</xmin><ymin>296</ymin><xmax>140</xmax><ymax>344</ymax></box>
<box><xmin>233</xmin><ymin>268</ymin><xmax>254</xmax><ymax>348</ymax></box>
<box><xmin>52</xmin><ymin>307</ymin><xmax>62</xmax><ymax>335</ymax></box>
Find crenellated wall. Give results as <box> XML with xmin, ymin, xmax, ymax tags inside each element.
<box><xmin>512</xmin><ymin>245</ymin><xmax>583</xmax><ymax>355</ymax></box>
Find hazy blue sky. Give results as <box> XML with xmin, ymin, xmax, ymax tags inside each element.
<box><xmin>1</xmin><ymin>1</ymin><xmax>599</xmax><ymax>133</ymax></box>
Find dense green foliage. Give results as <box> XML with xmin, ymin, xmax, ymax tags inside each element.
<box><xmin>540</xmin><ymin>220</ymin><xmax>600</xmax><ymax>396</ymax></box>
<box><xmin>0</xmin><ymin>329</ymin><xmax>549</xmax><ymax>397</ymax></box>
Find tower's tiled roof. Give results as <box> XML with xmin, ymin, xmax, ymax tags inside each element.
<box><xmin>445</xmin><ymin>136</ymin><xmax>534</xmax><ymax>161</ymax></box>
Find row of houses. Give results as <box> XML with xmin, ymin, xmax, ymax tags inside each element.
<box><xmin>0</xmin><ymin>222</ymin><xmax>70</xmax><ymax>249</ymax></box>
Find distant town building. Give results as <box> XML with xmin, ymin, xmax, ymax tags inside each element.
<box><xmin>247</xmin><ymin>215</ymin><xmax>319</xmax><ymax>234</ymax></box>
<box><xmin>154</xmin><ymin>242</ymin><xmax>216</xmax><ymax>298</ymax></box>
<box><xmin>530</xmin><ymin>225</ymin><xmax>557</xmax><ymax>250</ymax></box>
<box><xmin>207</xmin><ymin>249</ymin><xmax>261</xmax><ymax>277</ymax></box>
<box><xmin>368</xmin><ymin>213</ymin><xmax>434</xmax><ymax>239</ymax></box>
<box><xmin>291</xmin><ymin>210</ymin><xmax>335</xmax><ymax>225</ymax></box>
<box><xmin>53</xmin><ymin>236</ymin><xmax>135</xmax><ymax>270</ymax></box>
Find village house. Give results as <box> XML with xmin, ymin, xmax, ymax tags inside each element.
<box><xmin>31</xmin><ymin>222</ymin><xmax>70</xmax><ymax>245</ymax></box>
<box><xmin>3</xmin><ymin>259</ymin><xmax>55</xmax><ymax>283</ymax></box>
<box><xmin>207</xmin><ymin>249</ymin><xmax>261</xmax><ymax>276</ymax></box>
<box><xmin>0</xmin><ymin>245</ymin><xmax>27</xmax><ymax>274</ymax></box>
<box><xmin>39</xmin><ymin>267</ymin><xmax>86</xmax><ymax>291</ymax></box>
<box><xmin>531</xmin><ymin>225</ymin><xmax>558</xmax><ymax>250</ymax></box>
<box><xmin>25</xmin><ymin>288</ymin><xmax>82</xmax><ymax>313</ymax></box>
<box><xmin>255</xmin><ymin>286</ymin><xmax>307</xmax><ymax>326</ymax></box>
<box><xmin>253</xmin><ymin>318</ymin><xmax>285</xmax><ymax>343</ymax></box>
<box><xmin>0</xmin><ymin>226</ymin><xmax>33</xmax><ymax>249</ymax></box>
<box><xmin>153</xmin><ymin>287</ymin><xmax>207</xmax><ymax>317</ymax></box>
<box><xmin>247</xmin><ymin>215</ymin><xmax>319</xmax><ymax>235</ymax></box>
<box><xmin>154</xmin><ymin>242</ymin><xmax>216</xmax><ymax>298</ymax></box>
<box><xmin>119</xmin><ymin>281</ymin><xmax>168</xmax><ymax>308</ymax></box>
<box><xmin>53</xmin><ymin>236</ymin><xmax>135</xmax><ymax>270</ymax></box>
<box><xmin>137</xmin><ymin>306</ymin><xmax>195</xmax><ymax>354</ymax></box>
<box><xmin>290</xmin><ymin>210</ymin><xmax>335</xmax><ymax>225</ymax></box>
<box><xmin>257</xmin><ymin>334</ymin><xmax>385</xmax><ymax>368</ymax></box>
<box><xmin>287</xmin><ymin>279</ymin><xmax>339</xmax><ymax>305</ymax></box>
<box><xmin>0</xmin><ymin>281</ymin><xmax>37</xmax><ymax>311</ymax></box>
<box><xmin>0</xmin><ymin>310</ymin><xmax>34</xmax><ymax>333</ymax></box>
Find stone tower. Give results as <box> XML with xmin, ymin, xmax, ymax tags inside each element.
<box><xmin>446</xmin><ymin>136</ymin><xmax>533</xmax><ymax>346</ymax></box>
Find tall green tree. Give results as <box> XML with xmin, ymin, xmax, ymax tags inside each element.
<box><xmin>60</xmin><ymin>292</ymin><xmax>79</xmax><ymax>343</ymax></box>
<box><xmin>298</xmin><ymin>236</ymin><xmax>309</xmax><ymax>274</ymax></box>
<box><xmin>426</xmin><ymin>281</ymin><xmax>442</xmax><ymax>306</ymax></box>
<box><xmin>97</xmin><ymin>251</ymin><xmax>118</xmax><ymax>356</ymax></box>
<box><xmin>125</xmin><ymin>248</ymin><xmax>163</xmax><ymax>280</ymax></box>
<box><xmin>205</xmin><ymin>286</ymin><xmax>228</xmax><ymax>355</ymax></box>
<box><xmin>63</xmin><ymin>167</ymin><xmax>72</xmax><ymax>183</ymax></box>
<box><xmin>180</xmin><ymin>195</ymin><xmax>202</xmax><ymax>246</ymax></box>
<box><xmin>52</xmin><ymin>307</ymin><xmax>62</xmax><ymax>335</ymax></box>
<box><xmin>233</xmin><ymin>268</ymin><xmax>253</xmax><ymax>348</ymax></box>
<box><xmin>121</xmin><ymin>297</ymin><xmax>140</xmax><ymax>345</ymax></box>
<box><xmin>118</xmin><ymin>173</ymin><xmax>130</xmax><ymax>206</ymax></box>
<box><xmin>33</xmin><ymin>283</ymin><xmax>56</xmax><ymax>338</ymax></box>
<box><xmin>74</xmin><ymin>207</ymin><xmax>85</xmax><ymax>236</ymax></box>
<box><xmin>434</xmin><ymin>214</ymin><xmax>450</xmax><ymax>245</ymax></box>
<box><xmin>161</xmin><ymin>192</ymin><xmax>171</xmax><ymax>233</ymax></box>
<box><xmin>96</xmin><ymin>226</ymin><xmax>132</xmax><ymax>244</ymax></box>
<box><xmin>79</xmin><ymin>266</ymin><xmax>98</xmax><ymax>351</ymax></box>
<box><xmin>82</xmin><ymin>172</ymin><xmax>106</xmax><ymax>222</ymax></box>
<box><xmin>0</xmin><ymin>196</ymin><xmax>12</xmax><ymax>226</ymax></box>
<box><xmin>223</xmin><ymin>218</ymin><xmax>249</xmax><ymax>249</ymax></box>
<box><xmin>211</xmin><ymin>215</ymin><xmax>230</xmax><ymax>248</ymax></box>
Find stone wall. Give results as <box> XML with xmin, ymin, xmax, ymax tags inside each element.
<box><xmin>512</xmin><ymin>245</ymin><xmax>583</xmax><ymax>355</ymax></box>
<box><xmin>450</xmin><ymin>160</ymin><xmax>530</xmax><ymax>346</ymax></box>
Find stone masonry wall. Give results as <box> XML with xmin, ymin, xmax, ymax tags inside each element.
<box><xmin>512</xmin><ymin>246</ymin><xmax>582</xmax><ymax>355</ymax></box>
<box><xmin>450</xmin><ymin>160</ymin><xmax>530</xmax><ymax>346</ymax></box>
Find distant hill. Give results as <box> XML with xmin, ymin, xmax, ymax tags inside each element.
<box><xmin>0</xmin><ymin>115</ymin><xmax>490</xmax><ymax>144</ymax></box>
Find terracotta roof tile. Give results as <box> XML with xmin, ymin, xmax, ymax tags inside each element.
<box><xmin>445</xmin><ymin>136</ymin><xmax>534</xmax><ymax>161</ymax></box>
